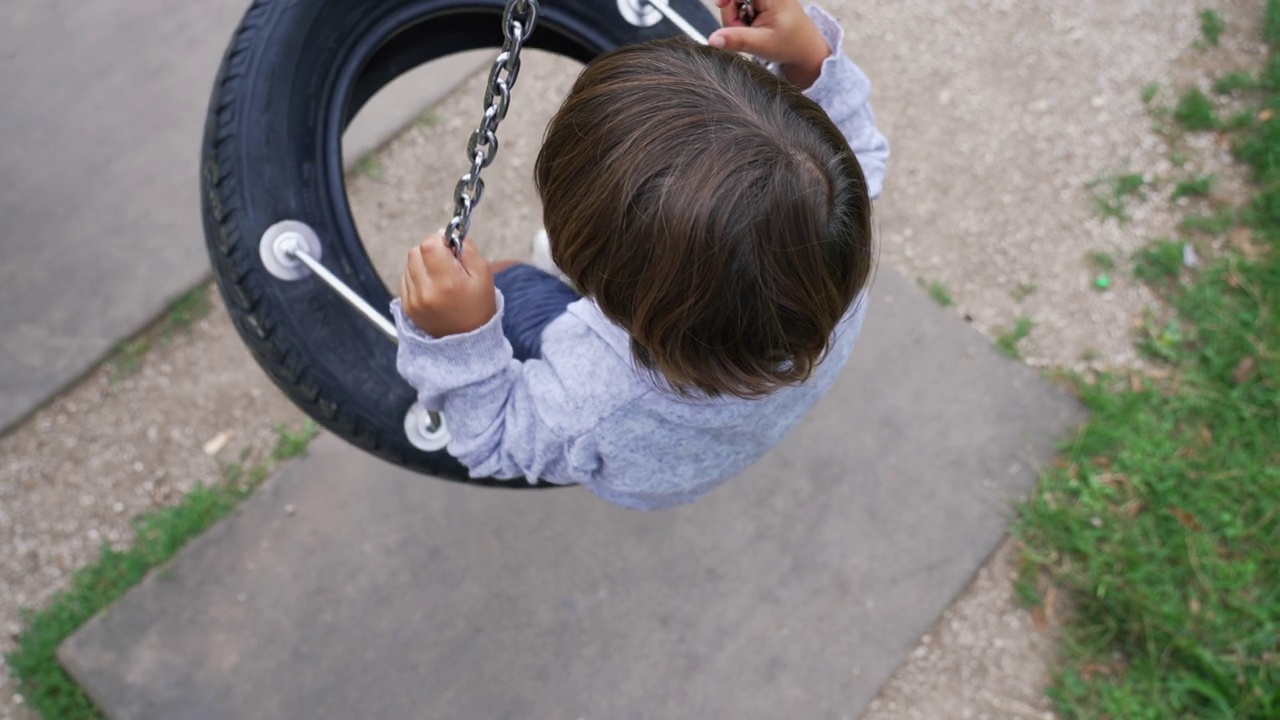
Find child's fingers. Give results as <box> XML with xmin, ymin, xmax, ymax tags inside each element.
<box><xmin>417</xmin><ymin>234</ymin><xmax>461</xmax><ymax>281</ymax></box>
<box><xmin>709</xmin><ymin>26</ymin><xmax>772</xmax><ymax>54</ymax></box>
<box><xmin>716</xmin><ymin>1</ymin><xmax>741</xmax><ymax>27</ymax></box>
<box><xmin>456</xmin><ymin>237</ymin><xmax>490</xmax><ymax>279</ymax></box>
<box><xmin>406</xmin><ymin>243</ymin><xmax>430</xmax><ymax>290</ymax></box>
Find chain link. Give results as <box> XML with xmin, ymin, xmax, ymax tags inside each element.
<box><xmin>446</xmin><ymin>0</ymin><xmax>539</xmax><ymax>256</ymax></box>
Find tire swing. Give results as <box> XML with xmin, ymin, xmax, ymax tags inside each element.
<box><xmin>200</xmin><ymin>0</ymin><xmax>719</xmax><ymax>485</ymax></box>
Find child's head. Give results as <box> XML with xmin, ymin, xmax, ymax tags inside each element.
<box><xmin>535</xmin><ymin>38</ymin><xmax>873</xmax><ymax>399</ymax></box>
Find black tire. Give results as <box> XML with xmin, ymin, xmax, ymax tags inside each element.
<box><xmin>201</xmin><ymin>0</ymin><xmax>718</xmax><ymax>486</ymax></box>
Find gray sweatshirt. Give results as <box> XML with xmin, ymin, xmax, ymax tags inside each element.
<box><xmin>392</xmin><ymin>6</ymin><xmax>889</xmax><ymax>510</ymax></box>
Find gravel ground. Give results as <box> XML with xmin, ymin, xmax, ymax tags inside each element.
<box><xmin>1</xmin><ymin>2</ymin><xmax>1269</xmax><ymax>718</ymax></box>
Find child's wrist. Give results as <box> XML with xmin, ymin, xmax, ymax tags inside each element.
<box><xmin>782</xmin><ymin>32</ymin><xmax>831</xmax><ymax>88</ymax></box>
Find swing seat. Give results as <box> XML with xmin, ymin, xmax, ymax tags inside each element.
<box><xmin>200</xmin><ymin>0</ymin><xmax>718</xmax><ymax>485</ymax></box>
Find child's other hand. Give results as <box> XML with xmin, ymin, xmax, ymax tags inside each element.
<box><xmin>709</xmin><ymin>0</ymin><xmax>831</xmax><ymax>88</ymax></box>
<box><xmin>400</xmin><ymin>230</ymin><xmax>497</xmax><ymax>337</ymax></box>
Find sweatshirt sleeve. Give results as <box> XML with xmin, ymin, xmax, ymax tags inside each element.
<box><xmin>391</xmin><ymin>295</ymin><xmax>587</xmax><ymax>485</ymax></box>
<box><xmin>802</xmin><ymin>5</ymin><xmax>890</xmax><ymax>200</ymax></box>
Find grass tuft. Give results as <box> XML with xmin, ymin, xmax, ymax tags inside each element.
<box><xmin>1089</xmin><ymin>173</ymin><xmax>1148</xmax><ymax>223</ymax></box>
<box><xmin>1200</xmin><ymin>9</ymin><xmax>1227</xmax><ymax>46</ymax></box>
<box><xmin>1133</xmin><ymin>239</ymin><xmax>1187</xmax><ymax>287</ymax></box>
<box><xmin>164</xmin><ymin>287</ymin><xmax>212</xmax><ymax>334</ymax></box>
<box><xmin>352</xmin><ymin>153</ymin><xmax>386</xmax><ymax>181</ymax></box>
<box><xmin>1181</xmin><ymin>207</ymin><xmax>1237</xmax><ymax>235</ymax></box>
<box><xmin>1172</xmin><ymin>175</ymin><xmax>1217</xmax><ymax>201</ymax></box>
<box><xmin>1175</xmin><ymin>87</ymin><xmax>1220</xmax><ymax>130</ymax></box>
<box><xmin>996</xmin><ymin>316</ymin><xmax>1035</xmax><ymax>358</ymax></box>
<box><xmin>1011</xmin><ymin>282</ymin><xmax>1038</xmax><ymax>302</ymax></box>
<box><xmin>918</xmin><ymin>277</ymin><xmax>954</xmax><ymax>307</ymax></box>
<box><xmin>272</xmin><ymin>420</ymin><xmax>320</xmax><ymax>461</ymax></box>
<box><xmin>1214</xmin><ymin>71</ymin><xmax>1258</xmax><ymax>95</ymax></box>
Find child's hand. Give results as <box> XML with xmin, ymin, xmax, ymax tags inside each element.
<box><xmin>400</xmin><ymin>230</ymin><xmax>497</xmax><ymax>337</ymax></box>
<box><xmin>709</xmin><ymin>0</ymin><xmax>831</xmax><ymax>88</ymax></box>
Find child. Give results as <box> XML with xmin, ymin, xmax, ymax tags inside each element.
<box><xmin>393</xmin><ymin>0</ymin><xmax>888</xmax><ymax>510</ymax></box>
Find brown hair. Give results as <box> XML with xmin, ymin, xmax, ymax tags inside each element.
<box><xmin>535</xmin><ymin>38</ymin><xmax>873</xmax><ymax>398</ymax></box>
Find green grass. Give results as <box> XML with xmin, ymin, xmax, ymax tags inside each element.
<box><xmin>414</xmin><ymin>108</ymin><xmax>442</xmax><ymax>131</ymax></box>
<box><xmin>1182</xmin><ymin>207</ymin><xmax>1238</xmax><ymax>236</ymax></box>
<box><xmin>1173</xmin><ymin>175</ymin><xmax>1217</xmax><ymax>201</ymax></box>
<box><xmin>1011</xmin><ymin>282</ymin><xmax>1038</xmax><ymax>302</ymax></box>
<box><xmin>1090</xmin><ymin>173</ymin><xmax>1148</xmax><ymax>222</ymax></box>
<box><xmin>163</xmin><ymin>287</ymin><xmax>212</xmax><ymax>334</ymax></box>
<box><xmin>1214</xmin><ymin>71</ymin><xmax>1259</xmax><ymax>95</ymax></box>
<box><xmin>1200</xmin><ymin>9</ymin><xmax>1227</xmax><ymax>46</ymax></box>
<box><xmin>1175</xmin><ymin>87</ymin><xmax>1221</xmax><ymax>131</ymax></box>
<box><xmin>272</xmin><ymin>420</ymin><xmax>320</xmax><ymax>461</ymax></box>
<box><xmin>1017</xmin><ymin>8</ymin><xmax>1280</xmax><ymax>716</ymax></box>
<box><xmin>107</xmin><ymin>287</ymin><xmax>212</xmax><ymax>381</ymax></box>
<box><xmin>352</xmin><ymin>153</ymin><xmax>386</xmax><ymax>181</ymax></box>
<box><xmin>4</xmin><ymin>422</ymin><xmax>322</xmax><ymax>720</ymax></box>
<box><xmin>1133</xmin><ymin>239</ymin><xmax>1187</xmax><ymax>286</ymax></box>
<box><xmin>996</xmin><ymin>316</ymin><xmax>1034</xmax><ymax>358</ymax></box>
<box><xmin>1088</xmin><ymin>251</ymin><xmax>1117</xmax><ymax>272</ymax></box>
<box><xmin>1143</xmin><ymin>82</ymin><xmax>1161</xmax><ymax>105</ymax></box>
<box><xmin>108</xmin><ymin>339</ymin><xmax>150</xmax><ymax>382</ymax></box>
<box><xmin>918</xmin><ymin>277</ymin><xmax>954</xmax><ymax>307</ymax></box>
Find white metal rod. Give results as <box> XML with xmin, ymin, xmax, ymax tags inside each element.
<box><xmin>647</xmin><ymin>0</ymin><xmax>709</xmax><ymax>44</ymax></box>
<box><xmin>285</xmin><ymin>245</ymin><xmax>399</xmax><ymax>341</ymax></box>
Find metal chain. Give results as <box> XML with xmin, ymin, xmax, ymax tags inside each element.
<box><xmin>445</xmin><ymin>0</ymin><xmax>540</xmax><ymax>256</ymax></box>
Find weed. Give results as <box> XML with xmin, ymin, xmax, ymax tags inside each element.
<box><xmin>272</xmin><ymin>420</ymin><xmax>320</xmax><ymax>461</ymax></box>
<box><xmin>1213</xmin><ymin>71</ymin><xmax>1258</xmax><ymax>94</ymax></box>
<box><xmin>1088</xmin><ymin>251</ymin><xmax>1116</xmax><ymax>272</ymax></box>
<box><xmin>918</xmin><ymin>277</ymin><xmax>954</xmax><ymax>307</ymax></box>
<box><xmin>996</xmin><ymin>317</ymin><xmax>1034</xmax><ymax>358</ymax></box>
<box><xmin>164</xmin><ymin>287</ymin><xmax>212</xmax><ymax>334</ymax></box>
<box><xmin>1013</xmin><ymin>554</ymin><xmax>1043</xmax><ymax>608</ymax></box>
<box><xmin>249</xmin><ymin>464</ymin><xmax>270</xmax><ymax>485</ymax></box>
<box><xmin>106</xmin><ymin>288</ymin><xmax>212</xmax><ymax>381</ymax></box>
<box><xmin>1181</xmin><ymin>207</ymin><xmax>1236</xmax><ymax>235</ymax></box>
<box><xmin>1225</xmin><ymin>109</ymin><xmax>1257</xmax><ymax>131</ymax></box>
<box><xmin>1133</xmin><ymin>239</ymin><xmax>1186</xmax><ymax>285</ymax></box>
<box><xmin>415</xmin><ymin>108</ymin><xmax>442</xmax><ymax>130</ymax></box>
<box><xmin>352</xmin><ymin>153</ymin><xmax>386</xmax><ymax>181</ymax></box>
<box><xmin>1174</xmin><ymin>87</ymin><xmax>1219</xmax><ymax>130</ymax></box>
<box><xmin>1268</xmin><ymin>0</ymin><xmax>1280</xmax><ymax>44</ymax></box>
<box><xmin>110</xmin><ymin>339</ymin><xmax>150</xmax><ymax>382</ymax></box>
<box><xmin>1171</xmin><ymin>150</ymin><xmax>1190</xmax><ymax>168</ymax></box>
<box><xmin>1199</xmin><ymin>9</ymin><xmax>1226</xmax><ymax>46</ymax></box>
<box><xmin>1137</xmin><ymin>316</ymin><xmax>1190</xmax><ymax>362</ymax></box>
<box><xmin>1141</xmin><ymin>82</ymin><xmax>1160</xmax><ymax>104</ymax></box>
<box><xmin>1011</xmin><ymin>282</ymin><xmax>1038</xmax><ymax>302</ymax></box>
<box><xmin>1089</xmin><ymin>173</ymin><xmax>1147</xmax><ymax>222</ymax></box>
<box><xmin>1171</xmin><ymin>174</ymin><xmax>1216</xmax><ymax>200</ymax></box>
<box><xmin>1080</xmin><ymin>348</ymin><xmax>1101</xmax><ymax>363</ymax></box>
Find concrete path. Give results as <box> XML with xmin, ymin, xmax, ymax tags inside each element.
<box><xmin>60</xmin><ymin>268</ymin><xmax>1082</xmax><ymax>719</ymax></box>
<box><xmin>0</xmin><ymin>0</ymin><xmax>483</xmax><ymax>433</ymax></box>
